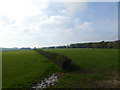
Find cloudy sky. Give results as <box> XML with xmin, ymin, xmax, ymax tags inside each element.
<box><xmin>0</xmin><ymin>0</ymin><xmax>118</xmax><ymax>48</ymax></box>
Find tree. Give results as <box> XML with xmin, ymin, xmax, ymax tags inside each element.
<box><xmin>107</xmin><ymin>42</ymin><xmax>113</xmax><ymax>48</ymax></box>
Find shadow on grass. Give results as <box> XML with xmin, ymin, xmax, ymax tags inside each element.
<box><xmin>64</xmin><ymin>63</ymin><xmax>82</xmax><ymax>72</ymax></box>
<box><xmin>34</xmin><ymin>49</ymin><xmax>83</xmax><ymax>73</ymax></box>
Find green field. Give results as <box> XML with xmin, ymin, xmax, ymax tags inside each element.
<box><xmin>2</xmin><ymin>49</ymin><xmax>119</xmax><ymax>88</ymax></box>
<box><xmin>2</xmin><ymin>50</ymin><xmax>61</xmax><ymax>88</ymax></box>
<box><xmin>44</xmin><ymin>49</ymin><xmax>119</xmax><ymax>88</ymax></box>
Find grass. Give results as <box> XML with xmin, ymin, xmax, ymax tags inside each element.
<box><xmin>2</xmin><ymin>50</ymin><xmax>61</xmax><ymax>88</ymax></box>
<box><xmin>2</xmin><ymin>49</ymin><xmax>119</xmax><ymax>88</ymax></box>
<box><xmin>35</xmin><ymin>49</ymin><xmax>71</xmax><ymax>70</ymax></box>
<box><xmin>44</xmin><ymin>48</ymin><xmax>119</xmax><ymax>88</ymax></box>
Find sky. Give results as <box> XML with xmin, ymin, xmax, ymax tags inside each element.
<box><xmin>0</xmin><ymin>0</ymin><xmax>118</xmax><ymax>48</ymax></box>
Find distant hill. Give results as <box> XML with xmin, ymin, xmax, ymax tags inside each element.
<box><xmin>0</xmin><ymin>48</ymin><xmax>20</xmax><ymax>51</ymax></box>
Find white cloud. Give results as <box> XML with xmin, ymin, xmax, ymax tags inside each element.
<box><xmin>24</xmin><ymin>15</ymin><xmax>93</xmax><ymax>46</ymax></box>
<box><xmin>63</xmin><ymin>2</ymin><xmax>88</xmax><ymax>16</ymax></box>
<box><xmin>0</xmin><ymin>0</ymin><xmax>36</xmax><ymax>18</ymax></box>
<box><xmin>0</xmin><ymin>0</ymin><xmax>49</xmax><ymax>25</ymax></box>
<box><xmin>0</xmin><ymin>1</ymin><xmax>117</xmax><ymax>47</ymax></box>
<box><xmin>0</xmin><ymin>16</ymin><xmax>15</xmax><ymax>27</ymax></box>
<box><xmin>39</xmin><ymin>16</ymin><xmax>72</xmax><ymax>30</ymax></box>
<box><xmin>0</xmin><ymin>0</ymin><xmax>49</xmax><ymax>47</ymax></box>
<box><xmin>0</xmin><ymin>14</ymin><xmax>91</xmax><ymax>47</ymax></box>
<box><xmin>75</xmin><ymin>22</ymin><xmax>93</xmax><ymax>31</ymax></box>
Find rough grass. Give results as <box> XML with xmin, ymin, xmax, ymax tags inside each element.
<box><xmin>44</xmin><ymin>48</ymin><xmax>119</xmax><ymax>88</ymax></box>
<box><xmin>35</xmin><ymin>49</ymin><xmax>71</xmax><ymax>70</ymax></box>
<box><xmin>2</xmin><ymin>50</ymin><xmax>61</xmax><ymax>88</ymax></box>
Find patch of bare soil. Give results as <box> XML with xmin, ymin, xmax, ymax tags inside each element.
<box><xmin>94</xmin><ymin>73</ymin><xmax>120</xmax><ymax>88</ymax></box>
<box><xmin>94</xmin><ymin>79</ymin><xmax>120</xmax><ymax>88</ymax></box>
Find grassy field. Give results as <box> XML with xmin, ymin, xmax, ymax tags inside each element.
<box><xmin>2</xmin><ymin>50</ymin><xmax>61</xmax><ymax>88</ymax></box>
<box><xmin>44</xmin><ymin>48</ymin><xmax>119</xmax><ymax>88</ymax></box>
<box><xmin>2</xmin><ymin>49</ymin><xmax>119</xmax><ymax>88</ymax></box>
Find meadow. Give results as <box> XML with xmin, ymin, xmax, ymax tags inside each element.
<box><xmin>2</xmin><ymin>50</ymin><xmax>61</xmax><ymax>88</ymax></box>
<box><xmin>2</xmin><ymin>48</ymin><xmax>119</xmax><ymax>88</ymax></box>
<box><xmin>44</xmin><ymin>48</ymin><xmax>119</xmax><ymax>88</ymax></box>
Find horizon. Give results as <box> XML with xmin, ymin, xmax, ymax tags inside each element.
<box><xmin>0</xmin><ymin>1</ymin><xmax>118</xmax><ymax>48</ymax></box>
<box><xmin>1</xmin><ymin>39</ymin><xmax>119</xmax><ymax>48</ymax></box>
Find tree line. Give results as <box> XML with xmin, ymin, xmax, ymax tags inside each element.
<box><xmin>41</xmin><ymin>40</ymin><xmax>120</xmax><ymax>49</ymax></box>
<box><xmin>68</xmin><ymin>40</ymin><xmax>120</xmax><ymax>49</ymax></box>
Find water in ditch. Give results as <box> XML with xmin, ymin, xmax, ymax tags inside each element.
<box><xmin>32</xmin><ymin>73</ymin><xmax>58</xmax><ymax>89</ymax></box>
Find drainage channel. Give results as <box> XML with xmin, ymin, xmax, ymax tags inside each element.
<box><xmin>32</xmin><ymin>73</ymin><xmax>58</xmax><ymax>89</ymax></box>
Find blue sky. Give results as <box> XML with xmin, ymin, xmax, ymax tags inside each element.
<box><xmin>0</xmin><ymin>0</ymin><xmax>118</xmax><ymax>48</ymax></box>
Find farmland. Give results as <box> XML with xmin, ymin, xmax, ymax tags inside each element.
<box><xmin>44</xmin><ymin>48</ymin><xmax>119</xmax><ymax>88</ymax></box>
<box><xmin>2</xmin><ymin>49</ymin><xmax>119</xmax><ymax>88</ymax></box>
<box><xmin>2</xmin><ymin>50</ymin><xmax>61</xmax><ymax>88</ymax></box>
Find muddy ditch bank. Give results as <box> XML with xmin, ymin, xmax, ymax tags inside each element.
<box><xmin>34</xmin><ymin>49</ymin><xmax>72</xmax><ymax>70</ymax></box>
